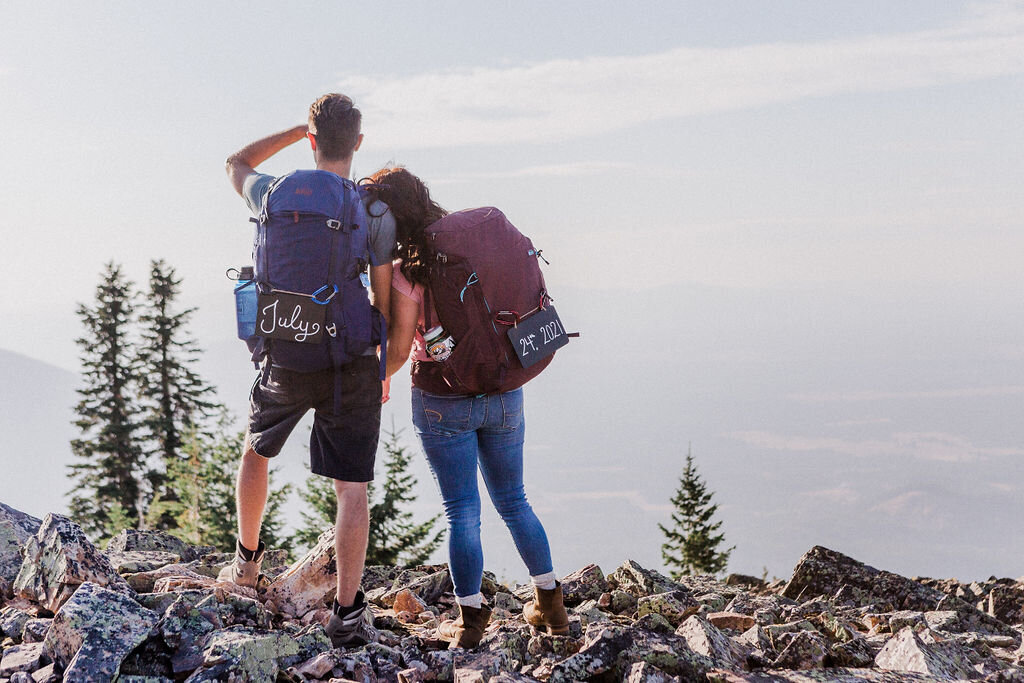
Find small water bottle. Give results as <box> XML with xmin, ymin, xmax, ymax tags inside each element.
<box><xmin>424</xmin><ymin>325</ymin><xmax>456</xmax><ymax>361</ymax></box>
<box><xmin>234</xmin><ymin>266</ymin><xmax>257</xmax><ymax>340</ymax></box>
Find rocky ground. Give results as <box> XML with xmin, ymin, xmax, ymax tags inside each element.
<box><xmin>1</xmin><ymin>502</ymin><xmax>1023</xmax><ymax>682</ymax></box>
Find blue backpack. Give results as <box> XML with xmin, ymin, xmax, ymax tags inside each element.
<box><xmin>246</xmin><ymin>169</ymin><xmax>385</xmax><ymax>384</ymax></box>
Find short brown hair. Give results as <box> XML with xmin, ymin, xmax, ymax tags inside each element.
<box><xmin>308</xmin><ymin>93</ymin><xmax>362</xmax><ymax>160</ymax></box>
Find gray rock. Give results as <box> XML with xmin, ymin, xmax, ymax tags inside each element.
<box><xmin>0</xmin><ymin>523</ymin><xmax>27</xmax><ymax>586</ymax></box>
<box><xmin>261</xmin><ymin>530</ymin><xmax>335</xmax><ymax>618</ymax></box>
<box><xmin>874</xmin><ymin>625</ymin><xmax>978</xmax><ymax>680</ymax></box>
<box><xmin>19</xmin><ymin>619</ymin><xmax>49</xmax><ymax>644</ymax></box>
<box><xmin>0</xmin><ymin>505</ymin><xmax>42</xmax><ymax>541</ymax></box>
<box><xmin>608</xmin><ymin>559</ymin><xmax>682</xmax><ymax>597</ymax></box>
<box><xmin>43</xmin><ymin>581</ymin><xmax>158</xmax><ymax>681</ymax></box>
<box><xmin>105</xmin><ymin>528</ymin><xmax>208</xmax><ymax>561</ymax></box>
<box><xmin>0</xmin><ymin>642</ymin><xmax>44</xmax><ymax>676</ymax></box>
<box><xmin>772</xmin><ymin>630</ymin><xmax>828</xmax><ymax>670</ymax></box>
<box><xmin>13</xmin><ymin>513</ymin><xmax>134</xmax><ymax>613</ymax></box>
<box><xmin>636</xmin><ymin>590</ymin><xmax>700</xmax><ymax>626</ymax></box>
<box><xmin>559</xmin><ymin>563</ymin><xmax>608</xmax><ymax>605</ymax></box>
<box><xmin>192</xmin><ymin>626</ymin><xmax>300</xmax><ymax>683</ymax></box>
<box><xmin>676</xmin><ymin>615</ymin><xmax>750</xmax><ymax>669</ymax></box>
<box><xmin>0</xmin><ymin>607</ymin><xmax>31</xmax><ymax>643</ymax></box>
<box><xmin>548</xmin><ymin>623</ymin><xmax>714</xmax><ymax>682</ymax></box>
<box><xmin>707</xmin><ymin>668</ymin><xmax>953</xmax><ymax>681</ymax></box>
<box><xmin>783</xmin><ymin>546</ymin><xmax>947</xmax><ymax>612</ymax></box>
<box><xmin>105</xmin><ymin>550</ymin><xmax>184</xmax><ymax>574</ymax></box>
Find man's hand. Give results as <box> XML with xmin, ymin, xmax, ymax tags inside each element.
<box><xmin>381</xmin><ymin>377</ymin><xmax>391</xmax><ymax>404</ymax></box>
<box><xmin>226</xmin><ymin>124</ymin><xmax>309</xmax><ymax>196</ymax></box>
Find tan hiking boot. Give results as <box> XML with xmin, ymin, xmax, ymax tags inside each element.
<box><xmin>325</xmin><ymin>592</ymin><xmax>378</xmax><ymax>648</ymax></box>
<box><xmin>523</xmin><ymin>582</ymin><xmax>569</xmax><ymax>635</ymax></box>
<box><xmin>437</xmin><ymin>603</ymin><xmax>492</xmax><ymax>649</ymax></box>
<box><xmin>216</xmin><ymin>539</ymin><xmax>265</xmax><ymax>588</ymax></box>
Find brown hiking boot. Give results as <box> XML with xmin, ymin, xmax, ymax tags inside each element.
<box><xmin>216</xmin><ymin>539</ymin><xmax>265</xmax><ymax>588</ymax></box>
<box><xmin>523</xmin><ymin>582</ymin><xmax>569</xmax><ymax>635</ymax></box>
<box><xmin>437</xmin><ymin>603</ymin><xmax>492</xmax><ymax>649</ymax></box>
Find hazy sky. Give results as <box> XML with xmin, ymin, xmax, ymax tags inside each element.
<box><xmin>2</xmin><ymin>1</ymin><xmax>1023</xmax><ymax>581</ymax></box>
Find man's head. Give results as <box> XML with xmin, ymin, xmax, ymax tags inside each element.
<box><xmin>308</xmin><ymin>93</ymin><xmax>363</xmax><ymax>161</ymax></box>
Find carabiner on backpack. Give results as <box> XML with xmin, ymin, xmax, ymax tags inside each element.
<box><xmin>311</xmin><ymin>284</ymin><xmax>338</xmax><ymax>305</ymax></box>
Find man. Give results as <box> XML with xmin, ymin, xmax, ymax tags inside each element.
<box><xmin>221</xmin><ymin>93</ymin><xmax>395</xmax><ymax>647</ymax></box>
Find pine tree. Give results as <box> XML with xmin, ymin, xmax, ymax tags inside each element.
<box><xmin>659</xmin><ymin>445</ymin><xmax>734</xmax><ymax>578</ymax></box>
<box><xmin>291</xmin><ymin>424</ymin><xmax>445</xmax><ymax>565</ymax></box>
<box><xmin>367</xmin><ymin>425</ymin><xmax>445</xmax><ymax>566</ymax></box>
<box><xmin>69</xmin><ymin>262</ymin><xmax>145</xmax><ymax>539</ymax></box>
<box><xmin>137</xmin><ymin>259</ymin><xmax>220</xmax><ymax>530</ymax></box>
<box><xmin>162</xmin><ymin>412</ymin><xmax>293</xmax><ymax>556</ymax></box>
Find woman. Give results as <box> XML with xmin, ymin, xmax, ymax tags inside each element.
<box><xmin>366</xmin><ymin>166</ymin><xmax>568</xmax><ymax>649</ymax></box>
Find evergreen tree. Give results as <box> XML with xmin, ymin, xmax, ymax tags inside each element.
<box><xmin>163</xmin><ymin>412</ymin><xmax>293</xmax><ymax>556</ymax></box>
<box><xmin>368</xmin><ymin>425</ymin><xmax>445</xmax><ymax>565</ymax></box>
<box><xmin>291</xmin><ymin>425</ymin><xmax>445</xmax><ymax>565</ymax></box>
<box><xmin>69</xmin><ymin>262</ymin><xmax>145</xmax><ymax>539</ymax></box>
<box><xmin>659</xmin><ymin>445</ymin><xmax>734</xmax><ymax>578</ymax></box>
<box><xmin>137</xmin><ymin>259</ymin><xmax>220</xmax><ymax>530</ymax></box>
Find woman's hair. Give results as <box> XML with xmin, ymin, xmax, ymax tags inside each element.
<box><xmin>363</xmin><ymin>167</ymin><xmax>447</xmax><ymax>285</ymax></box>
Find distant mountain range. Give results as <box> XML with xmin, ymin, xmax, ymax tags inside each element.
<box><xmin>0</xmin><ymin>349</ymin><xmax>77</xmax><ymax>519</ymax></box>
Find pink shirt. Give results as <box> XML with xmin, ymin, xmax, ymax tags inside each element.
<box><xmin>391</xmin><ymin>263</ymin><xmax>435</xmax><ymax>363</ymax></box>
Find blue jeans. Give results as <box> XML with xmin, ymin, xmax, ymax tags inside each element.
<box><xmin>411</xmin><ymin>387</ymin><xmax>553</xmax><ymax>597</ymax></box>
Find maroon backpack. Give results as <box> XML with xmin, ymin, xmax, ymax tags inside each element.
<box><xmin>412</xmin><ymin>207</ymin><xmax>569</xmax><ymax>395</ymax></box>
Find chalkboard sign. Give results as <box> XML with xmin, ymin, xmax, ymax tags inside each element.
<box><xmin>507</xmin><ymin>306</ymin><xmax>569</xmax><ymax>368</ymax></box>
<box><xmin>256</xmin><ymin>292</ymin><xmax>326</xmax><ymax>344</ymax></box>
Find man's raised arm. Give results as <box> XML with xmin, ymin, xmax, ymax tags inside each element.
<box><xmin>225</xmin><ymin>124</ymin><xmax>309</xmax><ymax>196</ymax></box>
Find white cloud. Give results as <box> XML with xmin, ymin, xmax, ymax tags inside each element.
<box><xmin>727</xmin><ymin>430</ymin><xmax>1024</xmax><ymax>462</ymax></box>
<box><xmin>344</xmin><ymin>4</ymin><xmax>1024</xmax><ymax>148</ymax></box>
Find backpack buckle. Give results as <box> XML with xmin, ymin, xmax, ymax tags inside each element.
<box><xmin>326</xmin><ymin>219</ymin><xmax>342</xmax><ymax>231</ymax></box>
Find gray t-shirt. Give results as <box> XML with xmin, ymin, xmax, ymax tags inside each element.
<box><xmin>242</xmin><ymin>171</ymin><xmax>396</xmax><ymax>265</ymax></box>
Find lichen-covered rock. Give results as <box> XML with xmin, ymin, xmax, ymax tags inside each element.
<box><xmin>548</xmin><ymin>623</ymin><xmax>714</xmax><ymax>682</ymax></box>
<box><xmin>106</xmin><ymin>550</ymin><xmax>185</xmax><ymax>574</ymax></box>
<box><xmin>192</xmin><ymin>626</ymin><xmax>300</xmax><ymax>683</ymax></box>
<box><xmin>637</xmin><ymin>590</ymin><xmax>700</xmax><ymax>626</ymax></box>
<box><xmin>0</xmin><ymin>504</ymin><xmax>42</xmax><ymax>541</ymax></box>
<box><xmin>783</xmin><ymin>547</ymin><xmax>947</xmax><ymax>612</ymax></box>
<box><xmin>608</xmin><ymin>559</ymin><xmax>681</xmax><ymax>597</ymax></box>
<box><xmin>772</xmin><ymin>629</ymin><xmax>828</xmax><ymax>670</ymax></box>
<box><xmin>105</xmin><ymin>528</ymin><xmax>208</xmax><ymax>561</ymax></box>
<box><xmin>0</xmin><ymin>606</ymin><xmax>31</xmax><ymax>642</ymax></box>
<box><xmin>380</xmin><ymin>567</ymin><xmax>454</xmax><ymax>608</ymax></box>
<box><xmin>43</xmin><ymin>581</ymin><xmax>158</xmax><ymax>681</ymax></box>
<box><xmin>261</xmin><ymin>530</ymin><xmax>335</xmax><ymax>618</ymax></box>
<box><xmin>624</xmin><ymin>661</ymin><xmax>679</xmax><ymax>682</ymax></box>
<box><xmin>1</xmin><ymin>522</ymin><xmax>28</xmax><ymax>585</ymax></box>
<box><xmin>874</xmin><ymin>625</ymin><xmax>978</xmax><ymax>680</ymax></box>
<box><xmin>559</xmin><ymin>563</ymin><xmax>608</xmax><ymax>605</ymax></box>
<box><xmin>20</xmin><ymin>618</ymin><xmax>49</xmax><ymax>644</ymax></box>
<box><xmin>13</xmin><ymin>513</ymin><xmax>134</xmax><ymax>613</ymax></box>
<box><xmin>676</xmin><ymin>615</ymin><xmax>750</xmax><ymax>669</ymax></box>
<box><xmin>707</xmin><ymin>668</ymin><xmax>952</xmax><ymax>681</ymax></box>
<box><xmin>0</xmin><ymin>641</ymin><xmax>45</xmax><ymax>676</ymax></box>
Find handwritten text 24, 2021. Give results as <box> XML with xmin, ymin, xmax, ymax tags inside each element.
<box><xmin>506</xmin><ymin>306</ymin><xmax>570</xmax><ymax>369</ymax></box>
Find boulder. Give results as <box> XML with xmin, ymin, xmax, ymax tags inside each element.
<box><xmin>783</xmin><ymin>546</ymin><xmax>946</xmax><ymax>612</ymax></box>
<box><xmin>676</xmin><ymin>614</ymin><xmax>750</xmax><ymax>669</ymax></box>
<box><xmin>13</xmin><ymin>513</ymin><xmax>134</xmax><ymax>613</ymax></box>
<box><xmin>43</xmin><ymin>581</ymin><xmax>159</xmax><ymax>681</ymax></box>
<box><xmin>261</xmin><ymin>530</ymin><xmax>335</xmax><ymax>618</ymax></box>
<box><xmin>105</xmin><ymin>528</ymin><xmax>209</xmax><ymax>561</ymax></box>
<box><xmin>874</xmin><ymin>626</ymin><xmax>978</xmax><ymax>680</ymax></box>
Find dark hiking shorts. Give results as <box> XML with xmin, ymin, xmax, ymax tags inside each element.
<box><xmin>248</xmin><ymin>355</ymin><xmax>382</xmax><ymax>482</ymax></box>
